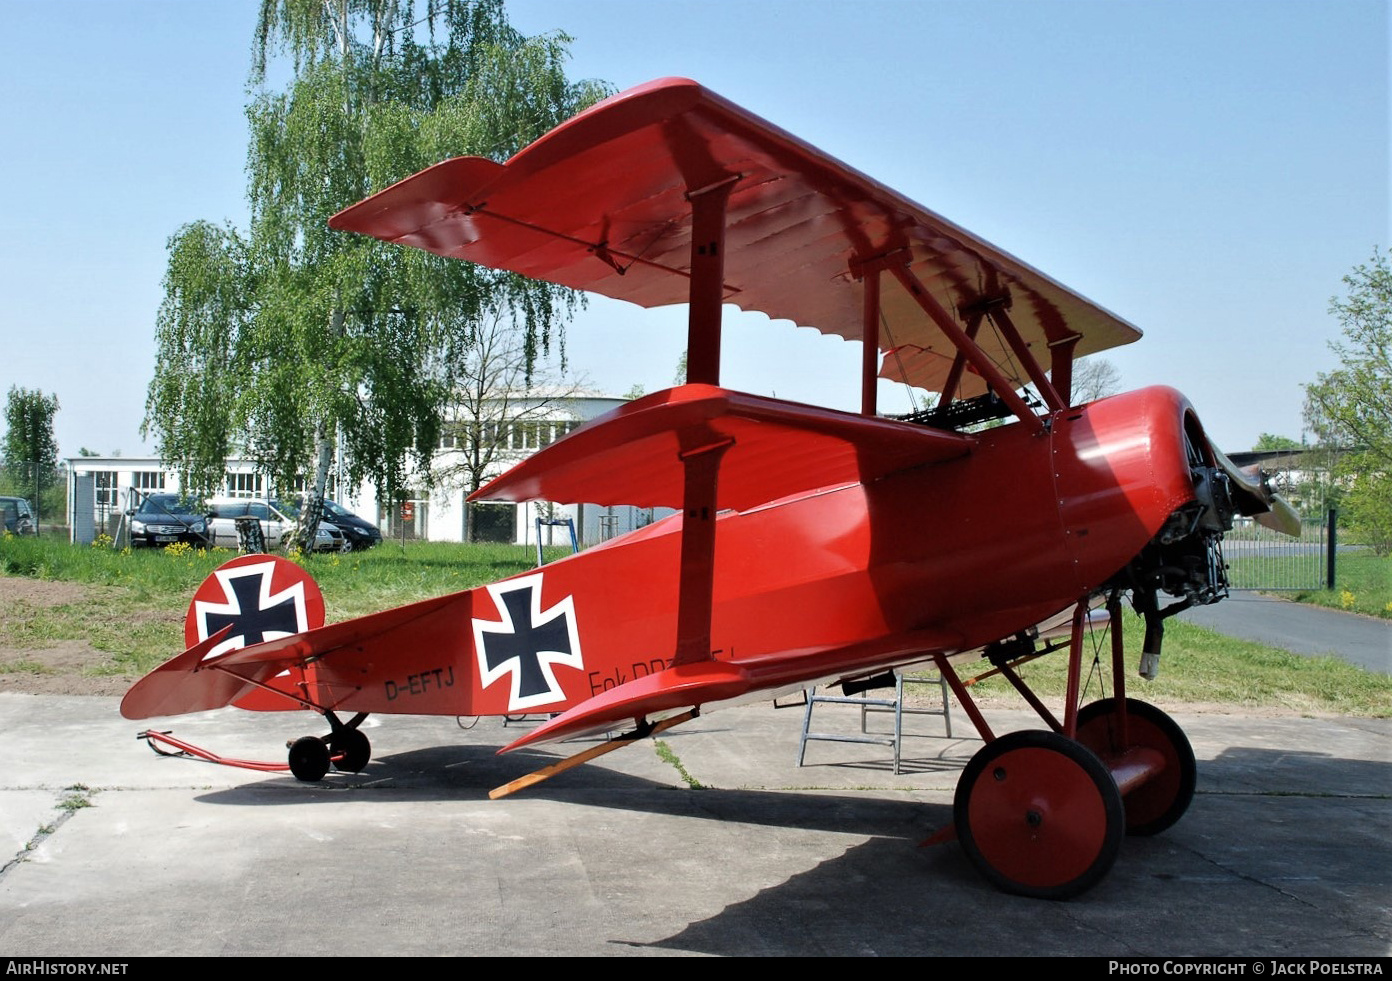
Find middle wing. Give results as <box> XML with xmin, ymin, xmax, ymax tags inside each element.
<box><xmin>472</xmin><ymin>383</ymin><xmax>973</xmax><ymax>510</ymax></box>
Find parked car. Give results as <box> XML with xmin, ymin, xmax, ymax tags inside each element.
<box><xmin>127</xmin><ymin>494</ymin><xmax>211</xmax><ymax>548</ymax></box>
<box><xmin>274</xmin><ymin>499</ymin><xmax>350</xmax><ymax>553</ymax></box>
<box><xmin>0</xmin><ymin>496</ymin><xmax>36</xmax><ymax>536</ymax></box>
<box><xmin>309</xmin><ymin>498</ymin><xmax>382</xmax><ymax>550</ymax></box>
<box><xmin>205</xmin><ymin>497</ymin><xmax>347</xmax><ymax>552</ymax></box>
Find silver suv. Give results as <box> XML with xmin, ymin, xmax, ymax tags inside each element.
<box><xmin>205</xmin><ymin>498</ymin><xmax>348</xmax><ymax>552</ymax></box>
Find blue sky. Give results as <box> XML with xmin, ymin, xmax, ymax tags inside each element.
<box><xmin>1</xmin><ymin>0</ymin><xmax>1386</xmax><ymax>460</ymax></box>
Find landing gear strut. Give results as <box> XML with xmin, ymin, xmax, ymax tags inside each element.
<box><xmin>932</xmin><ymin>587</ymin><xmax>1198</xmax><ymax>898</ymax></box>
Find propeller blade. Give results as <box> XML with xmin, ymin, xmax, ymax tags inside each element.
<box><xmin>1209</xmin><ymin>443</ymin><xmax>1302</xmax><ymax>537</ymax></box>
<box><xmin>1253</xmin><ymin>493</ymin><xmax>1303</xmax><ymax>537</ymax></box>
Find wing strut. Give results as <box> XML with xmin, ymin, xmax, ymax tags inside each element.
<box><xmin>980</xmin><ymin>300</ymin><xmax>1066</xmax><ymax>412</ymax></box>
<box><xmin>1049</xmin><ymin>333</ymin><xmax>1083</xmax><ymax>407</ymax></box>
<box><xmin>936</xmin><ymin>310</ymin><xmax>985</xmax><ymax>410</ymax></box>
<box><xmin>489</xmin><ymin>709</ymin><xmax>699</xmax><ymax>799</ymax></box>
<box><xmin>686</xmin><ymin>175</ymin><xmax>739</xmax><ymax>386</ymax></box>
<box><xmin>676</xmin><ymin>173</ymin><xmax>738</xmax><ymax>664</ymax></box>
<box><xmin>860</xmin><ymin>261</ymin><xmax>881</xmax><ymax>416</ymax></box>
<box><xmin>884</xmin><ymin>262</ymin><xmax>1046</xmax><ymax>433</ymax></box>
<box><xmin>674</xmin><ymin>435</ymin><xmax>732</xmax><ymax>664</ymax></box>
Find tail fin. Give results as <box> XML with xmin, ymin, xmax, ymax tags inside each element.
<box><xmin>183</xmin><ymin>554</ymin><xmax>326</xmax><ymax>654</ymax></box>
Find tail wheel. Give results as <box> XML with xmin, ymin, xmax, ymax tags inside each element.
<box><xmin>329</xmin><ymin>728</ymin><xmax>372</xmax><ymax>773</ymax></box>
<box><xmin>954</xmin><ymin>730</ymin><xmax>1124</xmax><ymax>900</ymax></box>
<box><xmin>1076</xmin><ymin>698</ymin><xmax>1196</xmax><ymax>836</ymax></box>
<box><xmin>288</xmin><ymin>736</ymin><xmax>330</xmax><ymax>782</ymax></box>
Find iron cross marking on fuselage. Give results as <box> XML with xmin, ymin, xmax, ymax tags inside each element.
<box><xmin>474</xmin><ymin>575</ymin><xmax>583</xmax><ymax>711</ymax></box>
<box><xmin>201</xmin><ymin>568</ymin><xmax>303</xmax><ymax>649</ymax></box>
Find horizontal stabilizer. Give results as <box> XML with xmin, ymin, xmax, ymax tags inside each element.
<box><xmin>121</xmin><ymin>592</ymin><xmax>468</xmax><ymax>720</ymax></box>
<box><xmin>500</xmin><ymin>627</ymin><xmax>958</xmax><ymax>752</ymax></box>
<box><xmin>119</xmin><ymin>627</ymin><xmax>247</xmax><ymax>720</ymax></box>
<box><xmin>472</xmin><ymin>384</ymin><xmax>973</xmax><ymax>510</ymax></box>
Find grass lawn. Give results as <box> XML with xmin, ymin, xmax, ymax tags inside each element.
<box><xmin>939</xmin><ymin>613</ymin><xmax>1390</xmax><ymax>717</ymax></box>
<box><xmin>3</xmin><ymin>533</ymin><xmax>1388</xmax><ymax>716</ymax></box>
<box><xmin>1290</xmin><ymin>551</ymin><xmax>1392</xmax><ymax>619</ymax></box>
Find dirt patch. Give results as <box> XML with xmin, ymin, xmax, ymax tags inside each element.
<box><xmin>0</xmin><ymin>577</ymin><xmax>89</xmax><ymax>608</ymax></box>
<box><xmin>0</xmin><ymin>577</ymin><xmax>138</xmax><ymax>696</ymax></box>
<box><xmin>0</xmin><ymin>639</ymin><xmax>131</xmax><ymax>696</ymax></box>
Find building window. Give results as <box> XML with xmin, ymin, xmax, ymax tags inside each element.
<box><xmin>133</xmin><ymin>471</ymin><xmax>165</xmax><ymax>491</ymax></box>
<box><xmin>94</xmin><ymin>471</ymin><xmax>119</xmax><ymax>506</ymax></box>
<box><xmin>543</xmin><ymin>420</ymin><xmax>579</xmax><ymax>445</ymax></box>
<box><xmin>226</xmin><ymin>472</ymin><xmax>263</xmax><ymax>498</ymax></box>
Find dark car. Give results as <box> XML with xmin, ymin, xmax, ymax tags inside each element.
<box><xmin>318</xmin><ymin>499</ymin><xmax>382</xmax><ymax>550</ymax></box>
<box><xmin>128</xmin><ymin>494</ymin><xmax>212</xmax><ymax>549</ymax></box>
<box><xmin>271</xmin><ymin>499</ymin><xmax>351</xmax><ymax>553</ymax></box>
<box><xmin>1</xmin><ymin>496</ymin><xmax>36</xmax><ymax>535</ymax></box>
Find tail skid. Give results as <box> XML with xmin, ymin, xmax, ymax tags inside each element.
<box><xmin>137</xmin><ymin>707</ymin><xmax>370</xmax><ymax>781</ymax></box>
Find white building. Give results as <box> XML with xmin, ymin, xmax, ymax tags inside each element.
<box><xmin>66</xmin><ymin>391</ymin><xmax>663</xmax><ymax>548</ymax></box>
<box><xmin>424</xmin><ymin>389</ymin><xmax>661</xmax><ymax>547</ymax></box>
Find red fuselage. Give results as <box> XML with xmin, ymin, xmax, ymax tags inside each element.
<box><xmin>331</xmin><ymin>385</ymin><xmax>1203</xmax><ymax>720</ymax></box>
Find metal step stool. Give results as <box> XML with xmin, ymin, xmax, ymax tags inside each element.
<box><xmin>797</xmin><ymin>671</ymin><xmax>952</xmax><ymax>775</ymax></box>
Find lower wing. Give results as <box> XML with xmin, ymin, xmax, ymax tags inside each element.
<box><xmin>499</xmin><ymin>627</ymin><xmax>959</xmax><ymax>752</ymax></box>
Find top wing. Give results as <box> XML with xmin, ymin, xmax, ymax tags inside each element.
<box><xmin>331</xmin><ymin>77</ymin><xmax>1140</xmax><ymax>397</ymax></box>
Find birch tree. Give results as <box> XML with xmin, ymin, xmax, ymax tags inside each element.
<box><xmin>145</xmin><ymin>0</ymin><xmax>607</xmax><ymax>549</ymax></box>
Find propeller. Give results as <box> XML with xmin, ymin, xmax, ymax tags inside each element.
<box><xmin>1209</xmin><ymin>444</ymin><xmax>1302</xmax><ymax>537</ymax></box>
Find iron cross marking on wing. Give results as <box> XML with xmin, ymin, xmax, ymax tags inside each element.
<box><xmin>473</xmin><ymin>574</ymin><xmax>583</xmax><ymax>711</ymax></box>
<box><xmin>196</xmin><ymin>562</ymin><xmax>308</xmax><ymax>658</ymax></box>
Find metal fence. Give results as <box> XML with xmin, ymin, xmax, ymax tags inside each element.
<box><xmin>1222</xmin><ymin>510</ymin><xmax>1332</xmax><ymax>592</ymax></box>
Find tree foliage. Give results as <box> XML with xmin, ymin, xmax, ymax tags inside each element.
<box><xmin>3</xmin><ymin>387</ymin><xmax>60</xmax><ymax>477</ymax></box>
<box><xmin>145</xmin><ymin>0</ymin><xmax>607</xmax><ymax>548</ymax></box>
<box><xmin>1253</xmin><ymin>433</ymin><xmax>1302</xmax><ymax>452</ymax></box>
<box><xmin>1304</xmin><ymin>249</ymin><xmax>1392</xmax><ymax>554</ymax></box>
<box><xmin>431</xmin><ymin>311</ymin><xmax>588</xmax><ymax>541</ymax></box>
<box><xmin>1071</xmin><ymin>357</ymin><xmax>1121</xmax><ymax>404</ymax></box>
<box><xmin>2</xmin><ymin>387</ymin><xmax>61</xmax><ymax>523</ymax></box>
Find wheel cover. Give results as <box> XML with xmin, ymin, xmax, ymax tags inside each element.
<box><xmin>1076</xmin><ymin>698</ymin><xmax>1196</xmax><ymax>836</ymax></box>
<box><xmin>956</xmin><ymin>730</ymin><xmax>1124</xmax><ymax>898</ymax></box>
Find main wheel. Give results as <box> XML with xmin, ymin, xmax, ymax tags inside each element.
<box><xmin>288</xmin><ymin>735</ymin><xmax>331</xmax><ymax>782</ymax></box>
<box><xmin>954</xmin><ymin>730</ymin><xmax>1124</xmax><ymax>900</ymax></box>
<box><xmin>329</xmin><ymin>728</ymin><xmax>371</xmax><ymax>773</ymax></box>
<box><xmin>1076</xmin><ymin>698</ymin><xmax>1196</xmax><ymax>836</ymax></box>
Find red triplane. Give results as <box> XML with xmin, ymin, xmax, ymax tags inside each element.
<box><xmin>123</xmin><ymin>77</ymin><xmax>1297</xmax><ymax>899</ymax></box>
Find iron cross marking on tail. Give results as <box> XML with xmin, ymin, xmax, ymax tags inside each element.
<box><xmin>474</xmin><ymin>574</ymin><xmax>583</xmax><ymax>711</ymax></box>
<box><xmin>195</xmin><ymin>562</ymin><xmax>309</xmax><ymax>658</ymax></box>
